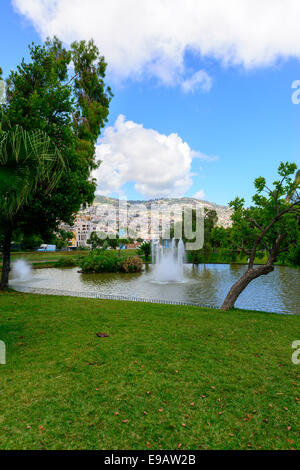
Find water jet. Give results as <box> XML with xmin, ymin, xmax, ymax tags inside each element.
<box><xmin>11</xmin><ymin>260</ymin><xmax>32</xmax><ymax>282</ymax></box>
<box><xmin>151</xmin><ymin>238</ymin><xmax>186</xmax><ymax>283</ymax></box>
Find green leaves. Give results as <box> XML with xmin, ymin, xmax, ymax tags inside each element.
<box><xmin>229</xmin><ymin>197</ymin><xmax>245</xmax><ymax>213</ymax></box>
<box><xmin>138</xmin><ymin>241</ymin><xmax>152</xmax><ymax>260</ymax></box>
<box><xmin>227</xmin><ymin>161</ymin><xmax>300</xmax><ymax>266</ymax></box>
<box><xmin>71</xmin><ymin>39</ymin><xmax>113</xmax><ymax>144</ymax></box>
<box><xmin>254</xmin><ymin>176</ymin><xmax>266</xmax><ymax>192</ymax></box>
<box><xmin>278</xmin><ymin>161</ymin><xmax>297</xmax><ymax>178</ymax></box>
<box><xmin>0</xmin><ymin>123</ymin><xmax>65</xmax><ymax>218</ymax></box>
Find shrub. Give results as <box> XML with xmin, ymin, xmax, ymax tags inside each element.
<box><xmin>80</xmin><ymin>251</ymin><xmax>122</xmax><ymax>273</ymax></box>
<box><xmin>55</xmin><ymin>257</ymin><xmax>78</xmax><ymax>267</ymax></box>
<box><xmin>79</xmin><ymin>251</ymin><xmax>143</xmax><ymax>273</ymax></box>
<box><xmin>138</xmin><ymin>241</ymin><xmax>151</xmax><ymax>261</ymax></box>
<box><xmin>121</xmin><ymin>256</ymin><xmax>143</xmax><ymax>273</ymax></box>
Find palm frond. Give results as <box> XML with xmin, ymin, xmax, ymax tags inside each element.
<box><xmin>0</xmin><ymin>123</ymin><xmax>66</xmax><ymax>218</ymax></box>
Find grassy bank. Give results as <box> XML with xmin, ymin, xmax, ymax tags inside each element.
<box><xmin>9</xmin><ymin>250</ymin><xmax>89</xmax><ymax>262</ymax></box>
<box><xmin>0</xmin><ymin>292</ymin><xmax>299</xmax><ymax>450</ymax></box>
<box><xmin>186</xmin><ymin>252</ymin><xmax>292</xmax><ymax>266</ymax></box>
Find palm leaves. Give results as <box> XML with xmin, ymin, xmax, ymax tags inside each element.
<box><xmin>0</xmin><ymin>123</ymin><xmax>65</xmax><ymax>219</ymax></box>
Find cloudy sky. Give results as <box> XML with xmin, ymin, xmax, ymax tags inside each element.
<box><xmin>1</xmin><ymin>0</ymin><xmax>300</xmax><ymax>204</ymax></box>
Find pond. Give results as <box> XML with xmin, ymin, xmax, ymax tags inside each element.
<box><xmin>11</xmin><ymin>263</ymin><xmax>300</xmax><ymax>315</ymax></box>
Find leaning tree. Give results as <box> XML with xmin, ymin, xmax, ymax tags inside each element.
<box><xmin>221</xmin><ymin>162</ymin><xmax>300</xmax><ymax>310</ymax></box>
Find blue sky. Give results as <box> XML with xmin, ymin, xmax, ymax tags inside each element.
<box><xmin>1</xmin><ymin>0</ymin><xmax>300</xmax><ymax>206</ymax></box>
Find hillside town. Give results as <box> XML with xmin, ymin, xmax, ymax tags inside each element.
<box><xmin>61</xmin><ymin>196</ymin><xmax>233</xmax><ymax>248</ymax></box>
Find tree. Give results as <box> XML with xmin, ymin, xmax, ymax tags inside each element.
<box><xmin>52</xmin><ymin>229</ymin><xmax>74</xmax><ymax>249</ymax></box>
<box><xmin>87</xmin><ymin>231</ymin><xmax>103</xmax><ymax>250</ymax></box>
<box><xmin>138</xmin><ymin>241</ymin><xmax>151</xmax><ymax>261</ymax></box>
<box><xmin>191</xmin><ymin>208</ymin><xmax>217</xmax><ymax>263</ymax></box>
<box><xmin>211</xmin><ymin>226</ymin><xmax>231</xmax><ymax>251</ymax></box>
<box><xmin>107</xmin><ymin>237</ymin><xmax>119</xmax><ymax>250</ymax></box>
<box><xmin>0</xmin><ymin>122</ymin><xmax>64</xmax><ymax>289</ymax></box>
<box><xmin>20</xmin><ymin>234</ymin><xmax>43</xmax><ymax>251</ymax></box>
<box><xmin>221</xmin><ymin>162</ymin><xmax>300</xmax><ymax>310</ymax></box>
<box><xmin>0</xmin><ymin>37</ymin><xmax>112</xmax><ymax>287</ymax></box>
<box><xmin>171</xmin><ymin>208</ymin><xmax>218</xmax><ymax>264</ymax></box>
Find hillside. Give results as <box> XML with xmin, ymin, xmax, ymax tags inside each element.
<box><xmin>94</xmin><ymin>195</ymin><xmax>232</xmax><ymax>227</ymax></box>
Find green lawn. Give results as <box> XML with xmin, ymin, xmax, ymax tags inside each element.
<box><xmin>8</xmin><ymin>249</ymin><xmax>137</xmax><ymax>262</ymax></box>
<box><xmin>9</xmin><ymin>250</ymin><xmax>88</xmax><ymax>262</ymax></box>
<box><xmin>0</xmin><ymin>291</ymin><xmax>299</xmax><ymax>450</ymax></box>
<box><xmin>187</xmin><ymin>252</ymin><xmax>290</xmax><ymax>266</ymax></box>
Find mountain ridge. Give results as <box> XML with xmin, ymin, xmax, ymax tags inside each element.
<box><xmin>94</xmin><ymin>195</ymin><xmax>229</xmax><ymax>209</ymax></box>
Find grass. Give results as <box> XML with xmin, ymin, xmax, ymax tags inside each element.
<box><xmin>8</xmin><ymin>249</ymin><xmax>138</xmax><ymax>262</ymax></box>
<box><xmin>9</xmin><ymin>250</ymin><xmax>88</xmax><ymax>262</ymax></box>
<box><xmin>0</xmin><ymin>291</ymin><xmax>299</xmax><ymax>450</ymax></box>
<box><xmin>187</xmin><ymin>252</ymin><xmax>289</xmax><ymax>266</ymax></box>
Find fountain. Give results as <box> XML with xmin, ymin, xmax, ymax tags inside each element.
<box><xmin>11</xmin><ymin>259</ymin><xmax>32</xmax><ymax>282</ymax></box>
<box><xmin>151</xmin><ymin>238</ymin><xmax>186</xmax><ymax>283</ymax></box>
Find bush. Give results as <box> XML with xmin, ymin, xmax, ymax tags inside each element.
<box><xmin>138</xmin><ymin>241</ymin><xmax>151</xmax><ymax>261</ymax></box>
<box><xmin>80</xmin><ymin>251</ymin><xmax>121</xmax><ymax>273</ymax></box>
<box><xmin>121</xmin><ymin>256</ymin><xmax>143</xmax><ymax>273</ymax></box>
<box><xmin>55</xmin><ymin>257</ymin><xmax>78</xmax><ymax>267</ymax></box>
<box><xmin>80</xmin><ymin>251</ymin><xmax>143</xmax><ymax>273</ymax></box>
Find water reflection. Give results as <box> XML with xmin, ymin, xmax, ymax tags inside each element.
<box><xmin>11</xmin><ymin>264</ymin><xmax>300</xmax><ymax>315</ymax></box>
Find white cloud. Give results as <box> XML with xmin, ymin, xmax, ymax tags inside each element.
<box><xmin>94</xmin><ymin>115</ymin><xmax>213</xmax><ymax>198</ymax></box>
<box><xmin>13</xmin><ymin>0</ymin><xmax>300</xmax><ymax>87</ymax></box>
<box><xmin>193</xmin><ymin>190</ymin><xmax>206</xmax><ymax>200</ymax></box>
<box><xmin>181</xmin><ymin>70</ymin><xmax>212</xmax><ymax>93</ymax></box>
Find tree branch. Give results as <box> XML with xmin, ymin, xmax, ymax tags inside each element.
<box><xmin>248</xmin><ymin>201</ymin><xmax>300</xmax><ymax>269</ymax></box>
<box><xmin>266</xmin><ymin>232</ymin><xmax>287</xmax><ymax>265</ymax></box>
<box><xmin>65</xmin><ymin>72</ymin><xmax>79</xmax><ymax>86</ymax></box>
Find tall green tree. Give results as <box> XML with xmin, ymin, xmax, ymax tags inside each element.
<box><xmin>171</xmin><ymin>208</ymin><xmax>218</xmax><ymax>263</ymax></box>
<box><xmin>221</xmin><ymin>162</ymin><xmax>300</xmax><ymax>310</ymax></box>
<box><xmin>0</xmin><ymin>37</ymin><xmax>112</xmax><ymax>286</ymax></box>
<box><xmin>0</xmin><ymin>122</ymin><xmax>64</xmax><ymax>288</ymax></box>
<box><xmin>195</xmin><ymin>208</ymin><xmax>218</xmax><ymax>261</ymax></box>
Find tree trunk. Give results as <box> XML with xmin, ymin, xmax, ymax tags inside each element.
<box><xmin>220</xmin><ymin>264</ymin><xmax>274</xmax><ymax>311</ymax></box>
<box><xmin>0</xmin><ymin>227</ymin><xmax>12</xmax><ymax>291</ymax></box>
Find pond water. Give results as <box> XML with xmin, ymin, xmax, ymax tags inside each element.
<box><xmin>11</xmin><ymin>263</ymin><xmax>300</xmax><ymax>315</ymax></box>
